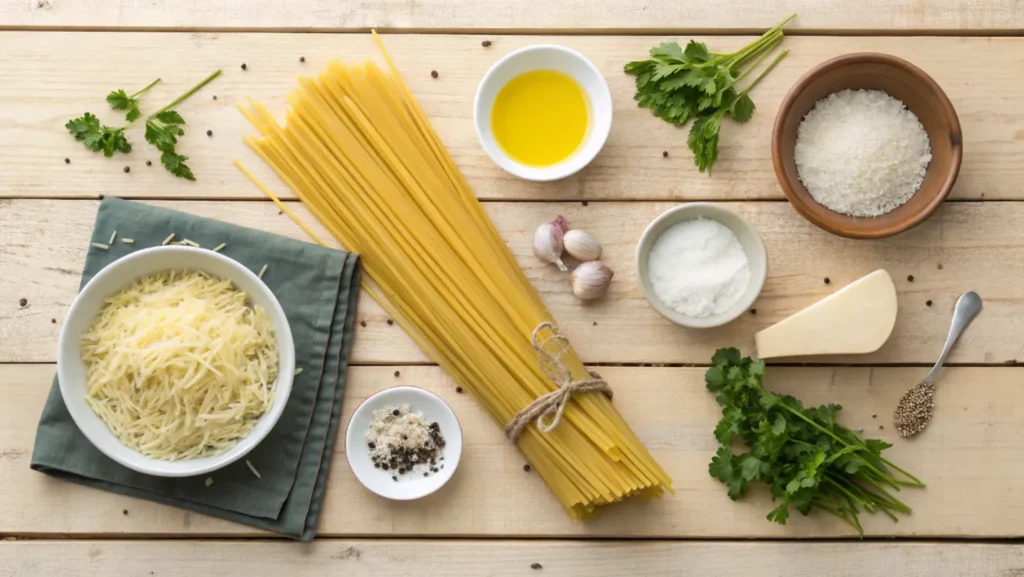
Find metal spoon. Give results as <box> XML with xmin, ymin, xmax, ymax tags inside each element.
<box><xmin>893</xmin><ymin>291</ymin><xmax>982</xmax><ymax>437</ymax></box>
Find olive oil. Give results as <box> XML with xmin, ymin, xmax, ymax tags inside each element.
<box><xmin>491</xmin><ymin>70</ymin><xmax>589</xmax><ymax>167</ymax></box>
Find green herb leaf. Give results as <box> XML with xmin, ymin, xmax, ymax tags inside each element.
<box><xmin>65</xmin><ymin>112</ymin><xmax>132</xmax><ymax>157</ymax></box>
<box><xmin>682</xmin><ymin>41</ymin><xmax>711</xmax><ymax>63</ymax></box>
<box><xmin>729</xmin><ymin>93</ymin><xmax>756</xmax><ymax>123</ymax></box>
<box><xmin>160</xmin><ymin>150</ymin><xmax>195</xmax><ymax>181</ymax></box>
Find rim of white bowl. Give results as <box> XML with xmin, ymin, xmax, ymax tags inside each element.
<box><xmin>473</xmin><ymin>44</ymin><xmax>613</xmax><ymax>182</ymax></box>
<box><xmin>56</xmin><ymin>246</ymin><xmax>295</xmax><ymax>477</ymax></box>
<box><xmin>345</xmin><ymin>386</ymin><xmax>463</xmax><ymax>501</ymax></box>
<box><xmin>634</xmin><ymin>203</ymin><xmax>769</xmax><ymax>329</ymax></box>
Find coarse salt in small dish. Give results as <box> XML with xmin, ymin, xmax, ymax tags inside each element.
<box><xmin>345</xmin><ymin>386</ymin><xmax>462</xmax><ymax>501</ymax></box>
<box><xmin>635</xmin><ymin>203</ymin><xmax>768</xmax><ymax>329</ymax></box>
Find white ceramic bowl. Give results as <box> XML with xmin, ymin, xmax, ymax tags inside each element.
<box><xmin>635</xmin><ymin>203</ymin><xmax>768</xmax><ymax>329</ymax></box>
<box><xmin>57</xmin><ymin>246</ymin><xmax>295</xmax><ymax>477</ymax></box>
<box><xmin>346</xmin><ymin>386</ymin><xmax>462</xmax><ymax>501</ymax></box>
<box><xmin>474</xmin><ymin>45</ymin><xmax>613</xmax><ymax>181</ymax></box>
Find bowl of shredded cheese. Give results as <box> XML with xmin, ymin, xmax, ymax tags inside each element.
<box><xmin>57</xmin><ymin>246</ymin><xmax>295</xmax><ymax>477</ymax></box>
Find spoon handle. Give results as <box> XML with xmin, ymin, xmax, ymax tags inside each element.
<box><xmin>924</xmin><ymin>291</ymin><xmax>983</xmax><ymax>384</ymax></box>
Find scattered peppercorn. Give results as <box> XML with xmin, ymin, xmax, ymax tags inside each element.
<box><xmin>662</xmin><ymin>150</ymin><xmax>668</xmax><ymax>158</ymax></box>
<box><xmin>430</xmin><ymin>70</ymin><xmax>439</xmax><ymax>78</ymax></box>
<box><xmin>394</xmin><ymin>370</ymin><xmax>400</xmax><ymax>377</ymax></box>
<box><xmin>531</xmin><ymin>563</ymin><xmax>543</xmax><ymax>570</ymax></box>
<box><xmin>64</xmin><ymin>157</ymin><xmax>70</xmax><ymax>164</ymax></box>
<box><xmin>300</xmin><ymin>56</ymin><xmax>306</xmax><ymax>62</ymax></box>
<box><xmin>455</xmin><ymin>386</ymin><xmax>463</xmax><ymax>393</ymax></box>
<box><xmin>937</xmin><ymin>263</ymin><xmax>943</xmax><ymax>270</ymax></box>
<box><xmin>423</xmin><ymin>472</ymin><xmax>429</xmax><ymax>477</ymax></box>
<box><xmin>872</xmin><ymin>413</ymin><xmax>877</xmax><ymax>418</ymax></box>
<box><xmin>392</xmin><ymin>409</ymin><xmax>400</xmax><ymax>417</ymax></box>
<box><xmin>99</xmin><ymin>194</ymin><xmax>105</xmax><ymax>199</ymax></box>
<box><xmin>926</xmin><ymin>300</ymin><xmax>933</xmax><ymax>307</ymax></box>
<box><xmin>122</xmin><ymin>509</ymin><xmax>128</xmax><ymax>515</ymax></box>
<box><xmin>123</xmin><ymin>166</ymin><xmax>130</xmax><ymax>173</ymax></box>
<box><xmin>51</xmin><ymin>318</ymin><xmax>56</xmax><ymax>324</ymax></box>
<box><xmin>19</xmin><ymin>298</ymin><xmax>27</xmax><ymax>307</ymax></box>
<box><xmin>581</xmin><ymin>200</ymin><xmax>589</xmax><ymax>206</ymax></box>
<box><xmin>592</xmin><ymin>321</ymin><xmax>597</xmax><ymax>326</ymax></box>
<box><xmin>750</xmin><ymin>308</ymin><xmax>757</xmax><ymax>315</ymax></box>
<box><xmin>523</xmin><ymin>464</ymin><xmax>531</xmax><ymax>472</ymax></box>
<box><xmin>907</xmin><ymin>275</ymin><xmax>914</xmax><ymax>282</ymax></box>
<box><xmin>482</xmin><ymin>40</ymin><xmax>492</xmax><ymax>47</ymax></box>
<box><xmin>146</xmin><ymin>160</ymin><xmax>152</xmax><ymax>166</ymax></box>
<box><xmin>213</xmin><ymin>95</ymin><xmax>218</xmax><ymax>100</ymax></box>
<box><xmin>206</xmin><ymin>129</ymin><xmax>213</xmax><ymax>137</ymax></box>
<box><xmin>360</xmin><ymin>320</ymin><xmax>367</xmax><ymax>327</ymax></box>
<box><xmin>241</xmin><ymin>63</ymin><xmax>247</xmax><ymax>70</ymax></box>
<box><xmin>879</xmin><ymin>425</ymin><xmax>884</xmax><ymax>430</ymax></box>
<box><xmin>824</xmin><ymin>277</ymin><xmax>831</xmax><ymax>284</ymax></box>
<box><xmin>387</xmin><ymin>319</ymin><xmax>394</xmax><ymax>326</ymax></box>
<box><xmin>392</xmin><ymin>476</ymin><xmax>397</xmax><ymax>481</ymax></box>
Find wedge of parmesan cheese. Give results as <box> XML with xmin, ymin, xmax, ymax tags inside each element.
<box><xmin>755</xmin><ymin>270</ymin><xmax>898</xmax><ymax>359</ymax></box>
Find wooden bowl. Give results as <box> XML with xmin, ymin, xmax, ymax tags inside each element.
<box><xmin>772</xmin><ymin>53</ymin><xmax>962</xmax><ymax>239</ymax></box>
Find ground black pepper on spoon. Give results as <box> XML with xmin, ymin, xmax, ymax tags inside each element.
<box><xmin>894</xmin><ymin>291</ymin><xmax>982</xmax><ymax>437</ymax></box>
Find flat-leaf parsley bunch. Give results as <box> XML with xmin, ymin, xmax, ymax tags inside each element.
<box><xmin>66</xmin><ymin>71</ymin><xmax>221</xmax><ymax>180</ymax></box>
<box><xmin>705</xmin><ymin>348</ymin><xmax>924</xmax><ymax>535</ymax></box>
<box><xmin>624</xmin><ymin>15</ymin><xmax>794</xmax><ymax>173</ymax></box>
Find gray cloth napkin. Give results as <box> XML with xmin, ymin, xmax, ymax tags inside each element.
<box><xmin>31</xmin><ymin>197</ymin><xmax>360</xmax><ymax>541</ymax></box>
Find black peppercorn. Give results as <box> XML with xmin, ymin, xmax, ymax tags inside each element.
<box><xmin>146</xmin><ymin>160</ymin><xmax>152</xmax><ymax>166</ymax></box>
<box><xmin>382</xmin><ymin>464</ymin><xmax>389</xmax><ymax>470</ymax></box>
<box><xmin>213</xmin><ymin>95</ymin><xmax>218</xmax><ymax>100</ymax></box>
<box><xmin>662</xmin><ymin>151</ymin><xmax>668</xmax><ymax>158</ymax></box>
<box><xmin>123</xmin><ymin>166</ymin><xmax>130</xmax><ymax>173</ymax></box>
<box><xmin>531</xmin><ymin>563</ymin><xmax>543</xmax><ymax>570</ymax></box>
<box><xmin>423</xmin><ymin>472</ymin><xmax>428</xmax><ymax>477</ymax></box>
<box><xmin>937</xmin><ymin>263</ymin><xmax>943</xmax><ymax>270</ymax></box>
<box><xmin>455</xmin><ymin>386</ymin><xmax>463</xmax><ymax>393</ymax></box>
<box><xmin>64</xmin><ymin>157</ymin><xmax>70</xmax><ymax>164</ymax></box>
<box><xmin>241</xmin><ymin>63</ymin><xmax>247</xmax><ymax>70</ymax></box>
<box><xmin>482</xmin><ymin>40</ymin><xmax>492</xmax><ymax>47</ymax></box>
<box><xmin>926</xmin><ymin>300</ymin><xmax>933</xmax><ymax>307</ymax></box>
<box><xmin>392</xmin><ymin>409</ymin><xmax>400</xmax><ymax>416</ymax></box>
<box><xmin>824</xmin><ymin>277</ymin><xmax>830</xmax><ymax>284</ymax></box>
<box><xmin>368</xmin><ymin>442</ymin><xmax>375</xmax><ymax>449</ymax></box>
<box><xmin>207</xmin><ymin>129</ymin><xmax>213</xmax><ymax>137</ymax></box>
<box><xmin>523</xmin><ymin>464</ymin><xmax>531</xmax><ymax>472</ymax></box>
<box><xmin>430</xmin><ymin>70</ymin><xmax>439</xmax><ymax>78</ymax></box>
<box><xmin>51</xmin><ymin>318</ymin><xmax>57</xmax><ymax>324</ymax></box>
<box><xmin>581</xmin><ymin>200</ymin><xmax>589</xmax><ymax>206</ymax></box>
<box><xmin>392</xmin><ymin>476</ymin><xmax>397</xmax><ymax>481</ymax></box>
<box><xmin>750</xmin><ymin>308</ymin><xmax>757</xmax><ymax>315</ymax></box>
<box><xmin>300</xmin><ymin>56</ymin><xmax>306</xmax><ymax>62</ymax></box>
<box><xmin>592</xmin><ymin>321</ymin><xmax>597</xmax><ymax>326</ymax></box>
<box><xmin>907</xmin><ymin>274</ymin><xmax>914</xmax><ymax>282</ymax></box>
<box><xmin>387</xmin><ymin>319</ymin><xmax>394</xmax><ymax>326</ymax></box>
<box><xmin>394</xmin><ymin>370</ymin><xmax>400</xmax><ymax>377</ymax></box>
<box><xmin>18</xmin><ymin>298</ymin><xmax>27</xmax><ymax>307</ymax></box>
<box><xmin>359</xmin><ymin>320</ymin><xmax>367</xmax><ymax>327</ymax></box>
<box><xmin>122</xmin><ymin>509</ymin><xmax>128</xmax><ymax>515</ymax></box>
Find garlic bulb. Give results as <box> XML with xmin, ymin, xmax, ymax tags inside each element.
<box><xmin>563</xmin><ymin>229</ymin><xmax>602</xmax><ymax>262</ymax></box>
<box><xmin>570</xmin><ymin>261</ymin><xmax>613</xmax><ymax>301</ymax></box>
<box><xmin>533</xmin><ymin>218</ymin><xmax>567</xmax><ymax>272</ymax></box>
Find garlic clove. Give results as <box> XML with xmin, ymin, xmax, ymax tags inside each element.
<box><xmin>552</xmin><ymin>215</ymin><xmax>569</xmax><ymax>236</ymax></box>
<box><xmin>570</xmin><ymin>260</ymin><xmax>614</xmax><ymax>301</ymax></box>
<box><xmin>563</xmin><ymin>229</ymin><xmax>602</xmax><ymax>262</ymax></box>
<box><xmin>533</xmin><ymin>220</ymin><xmax>567</xmax><ymax>272</ymax></box>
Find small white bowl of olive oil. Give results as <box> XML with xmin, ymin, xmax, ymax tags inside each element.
<box><xmin>474</xmin><ymin>45</ymin><xmax>613</xmax><ymax>182</ymax></box>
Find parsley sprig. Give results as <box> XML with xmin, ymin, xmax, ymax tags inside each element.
<box><xmin>65</xmin><ymin>70</ymin><xmax>221</xmax><ymax>180</ymax></box>
<box><xmin>705</xmin><ymin>348</ymin><xmax>924</xmax><ymax>535</ymax></box>
<box><xmin>625</xmin><ymin>14</ymin><xmax>795</xmax><ymax>173</ymax></box>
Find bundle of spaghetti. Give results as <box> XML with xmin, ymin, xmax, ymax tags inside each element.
<box><xmin>236</xmin><ymin>32</ymin><xmax>672</xmax><ymax>518</ymax></box>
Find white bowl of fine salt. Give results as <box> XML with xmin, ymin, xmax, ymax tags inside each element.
<box><xmin>635</xmin><ymin>203</ymin><xmax>767</xmax><ymax>329</ymax></box>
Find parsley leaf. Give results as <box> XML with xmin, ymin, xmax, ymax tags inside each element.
<box><xmin>65</xmin><ymin>112</ymin><xmax>131</xmax><ymax>157</ymax></box>
<box><xmin>106</xmin><ymin>79</ymin><xmax>161</xmax><ymax>123</ymax></box>
<box><xmin>704</xmin><ymin>347</ymin><xmax>924</xmax><ymax>535</ymax></box>
<box><xmin>625</xmin><ymin>14</ymin><xmax>795</xmax><ymax>173</ymax></box>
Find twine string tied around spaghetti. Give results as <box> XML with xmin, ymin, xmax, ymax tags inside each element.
<box><xmin>504</xmin><ymin>322</ymin><xmax>613</xmax><ymax>442</ymax></box>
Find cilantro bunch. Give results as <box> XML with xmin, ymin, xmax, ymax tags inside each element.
<box><xmin>624</xmin><ymin>14</ymin><xmax>794</xmax><ymax>173</ymax></box>
<box><xmin>66</xmin><ymin>70</ymin><xmax>220</xmax><ymax>180</ymax></box>
<box><xmin>705</xmin><ymin>348</ymin><xmax>924</xmax><ymax>535</ymax></box>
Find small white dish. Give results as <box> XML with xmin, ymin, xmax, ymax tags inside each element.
<box><xmin>473</xmin><ymin>44</ymin><xmax>613</xmax><ymax>182</ymax></box>
<box><xmin>635</xmin><ymin>203</ymin><xmax>768</xmax><ymax>329</ymax></box>
<box><xmin>345</xmin><ymin>386</ymin><xmax>462</xmax><ymax>501</ymax></box>
<box><xmin>57</xmin><ymin>246</ymin><xmax>295</xmax><ymax>477</ymax></box>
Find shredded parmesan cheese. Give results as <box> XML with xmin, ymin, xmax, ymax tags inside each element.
<box><xmin>122</xmin><ymin>238</ymin><xmax>135</xmax><ymax>245</ymax></box>
<box><xmin>91</xmin><ymin>242</ymin><xmax>109</xmax><ymax>250</ymax></box>
<box><xmin>246</xmin><ymin>459</ymin><xmax>262</xmax><ymax>479</ymax></box>
<box><xmin>205</xmin><ymin>476</ymin><xmax>214</xmax><ymax>487</ymax></box>
<box><xmin>212</xmin><ymin>243</ymin><xmax>226</xmax><ymax>253</ymax></box>
<box><xmin>257</xmin><ymin>264</ymin><xmax>268</xmax><ymax>279</ymax></box>
<box><xmin>108</xmin><ymin>230</ymin><xmax>117</xmax><ymax>244</ymax></box>
<box><xmin>81</xmin><ymin>270</ymin><xmax>278</xmax><ymax>461</ymax></box>
<box><xmin>182</xmin><ymin>239</ymin><xmax>200</xmax><ymax>247</ymax></box>
<box><xmin>161</xmin><ymin>233</ymin><xmax>176</xmax><ymax>246</ymax></box>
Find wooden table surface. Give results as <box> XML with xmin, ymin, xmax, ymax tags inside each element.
<box><xmin>3</xmin><ymin>2</ymin><xmax>1024</xmax><ymax>575</ymax></box>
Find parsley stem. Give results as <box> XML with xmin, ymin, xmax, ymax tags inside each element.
<box><xmin>130</xmin><ymin>78</ymin><xmax>162</xmax><ymax>99</ymax></box>
<box><xmin>149</xmin><ymin>70</ymin><xmax>222</xmax><ymax>119</ymax></box>
<box><xmin>734</xmin><ymin>44</ymin><xmax>779</xmax><ymax>85</ymax></box>
<box><xmin>738</xmin><ymin>49</ymin><xmax>789</xmax><ymax>97</ymax></box>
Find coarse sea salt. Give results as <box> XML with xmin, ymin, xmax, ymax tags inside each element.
<box><xmin>647</xmin><ymin>218</ymin><xmax>750</xmax><ymax>319</ymax></box>
<box><xmin>794</xmin><ymin>89</ymin><xmax>932</xmax><ymax>217</ymax></box>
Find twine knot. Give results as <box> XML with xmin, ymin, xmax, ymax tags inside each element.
<box><xmin>503</xmin><ymin>322</ymin><xmax>612</xmax><ymax>442</ymax></box>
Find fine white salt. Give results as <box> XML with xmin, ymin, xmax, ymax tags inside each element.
<box><xmin>794</xmin><ymin>89</ymin><xmax>932</xmax><ymax>217</ymax></box>
<box><xmin>647</xmin><ymin>218</ymin><xmax>750</xmax><ymax>318</ymax></box>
